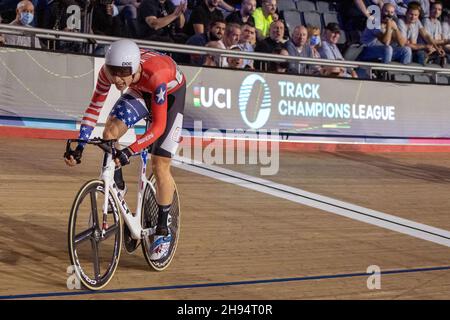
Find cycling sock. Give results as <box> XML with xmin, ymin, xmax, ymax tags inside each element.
<box><xmin>114</xmin><ymin>166</ymin><xmax>125</xmax><ymax>190</ymax></box>
<box><xmin>156</xmin><ymin>204</ymin><xmax>171</xmax><ymax>236</ymax></box>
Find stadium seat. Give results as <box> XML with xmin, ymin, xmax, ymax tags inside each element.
<box><xmin>347</xmin><ymin>30</ymin><xmax>361</xmax><ymax>44</ymax></box>
<box><xmin>296</xmin><ymin>0</ymin><xmax>316</xmax><ymax>12</ymax></box>
<box><xmin>337</xmin><ymin>31</ymin><xmax>347</xmax><ymax>45</ymax></box>
<box><xmin>302</xmin><ymin>11</ymin><xmax>322</xmax><ymax>28</ymax></box>
<box><xmin>277</xmin><ymin>0</ymin><xmax>298</xmax><ymax>12</ymax></box>
<box><xmin>391</xmin><ymin>73</ymin><xmax>411</xmax><ymax>82</ymax></box>
<box><xmin>283</xmin><ymin>10</ymin><xmax>303</xmax><ymax>34</ymax></box>
<box><xmin>344</xmin><ymin>44</ymin><xmax>365</xmax><ymax>61</ymax></box>
<box><xmin>322</xmin><ymin>12</ymin><xmax>341</xmax><ymax>27</ymax></box>
<box><xmin>413</xmin><ymin>74</ymin><xmax>431</xmax><ymax>84</ymax></box>
<box><xmin>315</xmin><ymin>1</ymin><xmax>337</xmax><ymax>13</ymax></box>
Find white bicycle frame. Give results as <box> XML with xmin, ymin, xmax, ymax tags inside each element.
<box><xmin>100</xmin><ymin>148</ymin><xmax>157</xmax><ymax>241</ymax></box>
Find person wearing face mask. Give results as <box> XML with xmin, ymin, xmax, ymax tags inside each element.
<box><xmin>285</xmin><ymin>25</ymin><xmax>320</xmax><ymax>75</ymax></box>
<box><xmin>308</xmin><ymin>26</ymin><xmax>323</xmax><ymax>53</ymax></box>
<box><xmin>2</xmin><ymin>0</ymin><xmax>41</xmax><ymax>48</ymax></box>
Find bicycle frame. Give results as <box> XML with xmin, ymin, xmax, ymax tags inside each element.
<box><xmin>100</xmin><ymin>148</ymin><xmax>156</xmax><ymax>241</ymax></box>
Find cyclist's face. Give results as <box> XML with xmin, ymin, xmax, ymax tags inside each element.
<box><xmin>105</xmin><ymin>65</ymin><xmax>133</xmax><ymax>90</ymax></box>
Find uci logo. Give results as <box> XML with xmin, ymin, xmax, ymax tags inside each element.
<box><xmin>193</xmin><ymin>86</ymin><xmax>231</xmax><ymax>109</ymax></box>
<box><xmin>122</xmin><ymin>61</ymin><xmax>132</xmax><ymax>67</ymax></box>
<box><xmin>239</xmin><ymin>74</ymin><xmax>271</xmax><ymax>129</ymax></box>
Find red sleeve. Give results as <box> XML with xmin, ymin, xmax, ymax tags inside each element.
<box><xmin>128</xmin><ymin>80</ymin><xmax>168</xmax><ymax>153</ymax></box>
<box><xmin>80</xmin><ymin>66</ymin><xmax>111</xmax><ymax>129</ymax></box>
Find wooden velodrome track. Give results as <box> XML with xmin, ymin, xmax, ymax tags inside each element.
<box><xmin>0</xmin><ymin>136</ymin><xmax>450</xmax><ymax>300</ymax></box>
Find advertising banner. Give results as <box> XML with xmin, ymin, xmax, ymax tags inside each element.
<box><xmin>1</xmin><ymin>48</ymin><xmax>450</xmax><ymax>139</ymax></box>
<box><xmin>181</xmin><ymin>67</ymin><xmax>450</xmax><ymax>138</ymax></box>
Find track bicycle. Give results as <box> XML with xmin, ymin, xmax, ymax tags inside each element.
<box><xmin>66</xmin><ymin>138</ymin><xmax>180</xmax><ymax>290</ymax></box>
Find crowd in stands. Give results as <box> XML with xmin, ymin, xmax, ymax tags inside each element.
<box><xmin>1</xmin><ymin>0</ymin><xmax>450</xmax><ymax>81</ymax></box>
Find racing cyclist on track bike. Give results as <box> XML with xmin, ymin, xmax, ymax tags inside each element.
<box><xmin>64</xmin><ymin>39</ymin><xmax>186</xmax><ymax>261</ymax></box>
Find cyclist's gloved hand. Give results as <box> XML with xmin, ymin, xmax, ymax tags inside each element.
<box><xmin>116</xmin><ymin>147</ymin><xmax>133</xmax><ymax>166</ymax></box>
<box><xmin>64</xmin><ymin>145</ymin><xmax>84</xmax><ymax>165</ymax></box>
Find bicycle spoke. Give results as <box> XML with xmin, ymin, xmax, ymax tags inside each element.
<box><xmin>90</xmin><ymin>191</ymin><xmax>99</xmax><ymax>227</ymax></box>
<box><xmin>74</xmin><ymin>227</ymin><xmax>95</xmax><ymax>245</ymax></box>
<box><xmin>102</xmin><ymin>223</ymin><xmax>120</xmax><ymax>240</ymax></box>
<box><xmin>91</xmin><ymin>239</ymin><xmax>100</xmax><ymax>281</ymax></box>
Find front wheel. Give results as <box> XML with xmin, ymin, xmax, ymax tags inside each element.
<box><xmin>141</xmin><ymin>175</ymin><xmax>181</xmax><ymax>271</ymax></box>
<box><xmin>68</xmin><ymin>180</ymin><xmax>122</xmax><ymax>290</ymax></box>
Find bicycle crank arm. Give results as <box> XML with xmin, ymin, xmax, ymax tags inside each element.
<box><xmin>142</xmin><ymin>227</ymin><xmax>156</xmax><ymax>237</ymax></box>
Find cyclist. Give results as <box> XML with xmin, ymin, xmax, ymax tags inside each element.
<box><xmin>64</xmin><ymin>39</ymin><xmax>186</xmax><ymax>261</ymax></box>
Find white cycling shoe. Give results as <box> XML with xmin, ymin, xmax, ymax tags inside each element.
<box><xmin>150</xmin><ymin>232</ymin><xmax>172</xmax><ymax>261</ymax></box>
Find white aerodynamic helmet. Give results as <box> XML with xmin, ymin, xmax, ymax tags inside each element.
<box><xmin>105</xmin><ymin>39</ymin><xmax>141</xmax><ymax>74</ymax></box>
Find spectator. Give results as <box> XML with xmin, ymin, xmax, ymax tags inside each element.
<box><xmin>226</xmin><ymin>45</ymin><xmax>245</xmax><ymax>69</ymax></box>
<box><xmin>254</xmin><ymin>20</ymin><xmax>285</xmax><ymax>70</ymax></box>
<box><xmin>268</xmin><ymin>46</ymin><xmax>290</xmax><ymax>73</ymax></box>
<box><xmin>319</xmin><ymin>23</ymin><xmax>358</xmax><ymax>78</ymax></box>
<box><xmin>226</xmin><ymin>0</ymin><xmax>256</xmax><ymax>26</ymax></box>
<box><xmin>186</xmin><ymin>17</ymin><xmax>226</xmax><ymax>65</ymax></box>
<box><xmin>222</xmin><ymin>23</ymin><xmax>241</xmax><ymax>66</ymax></box>
<box><xmin>254</xmin><ymin>19</ymin><xmax>285</xmax><ymax>54</ymax></box>
<box><xmin>404</xmin><ymin>0</ymin><xmax>430</xmax><ymax>18</ymax></box>
<box><xmin>252</xmin><ymin>0</ymin><xmax>278</xmax><ymax>41</ymax></box>
<box><xmin>115</xmin><ymin>0</ymin><xmax>141</xmax><ymax>37</ymax></box>
<box><xmin>239</xmin><ymin>22</ymin><xmax>257</xmax><ymax>68</ymax></box>
<box><xmin>186</xmin><ymin>16</ymin><xmax>226</xmax><ymax>45</ymax></box>
<box><xmin>91</xmin><ymin>1</ymin><xmax>126</xmax><ymax>55</ymax></box>
<box><xmin>203</xmin><ymin>40</ymin><xmax>223</xmax><ymax>66</ymax></box>
<box><xmin>1</xmin><ymin>0</ymin><xmax>41</xmax><ymax>48</ymax></box>
<box><xmin>358</xmin><ymin>2</ymin><xmax>412</xmax><ymax>64</ymax></box>
<box><xmin>92</xmin><ymin>1</ymin><xmax>123</xmax><ymax>36</ymax></box>
<box><xmin>241</xmin><ymin>22</ymin><xmax>257</xmax><ymax>47</ymax></box>
<box><xmin>184</xmin><ymin>0</ymin><xmax>224</xmax><ymax>36</ymax></box>
<box><xmin>350</xmin><ymin>0</ymin><xmax>383</xmax><ymax>30</ymax></box>
<box><xmin>223</xmin><ymin>22</ymin><xmax>241</xmax><ymax>48</ymax></box>
<box><xmin>382</xmin><ymin>0</ymin><xmax>408</xmax><ymax>18</ymax></box>
<box><xmin>30</xmin><ymin>0</ymin><xmax>49</xmax><ymax>29</ymax></box>
<box><xmin>443</xmin><ymin>9</ymin><xmax>450</xmax><ymax>60</ymax></box>
<box><xmin>398</xmin><ymin>1</ymin><xmax>445</xmax><ymax>64</ymax></box>
<box><xmin>138</xmin><ymin>0</ymin><xmax>187</xmax><ymax>42</ymax></box>
<box><xmin>424</xmin><ymin>1</ymin><xmax>450</xmax><ymax>64</ymax></box>
<box><xmin>285</xmin><ymin>25</ymin><xmax>320</xmax><ymax>74</ymax></box>
<box><xmin>308</xmin><ymin>26</ymin><xmax>323</xmax><ymax>55</ymax></box>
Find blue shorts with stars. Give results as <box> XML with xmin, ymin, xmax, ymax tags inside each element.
<box><xmin>110</xmin><ymin>89</ymin><xmax>149</xmax><ymax>128</ymax></box>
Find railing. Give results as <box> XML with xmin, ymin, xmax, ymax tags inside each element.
<box><xmin>2</xmin><ymin>24</ymin><xmax>450</xmax><ymax>82</ymax></box>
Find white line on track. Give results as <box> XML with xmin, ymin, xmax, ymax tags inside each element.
<box><xmin>173</xmin><ymin>156</ymin><xmax>450</xmax><ymax>248</ymax></box>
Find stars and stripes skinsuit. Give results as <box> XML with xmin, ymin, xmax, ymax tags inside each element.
<box><xmin>78</xmin><ymin>49</ymin><xmax>186</xmax><ymax>157</ymax></box>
